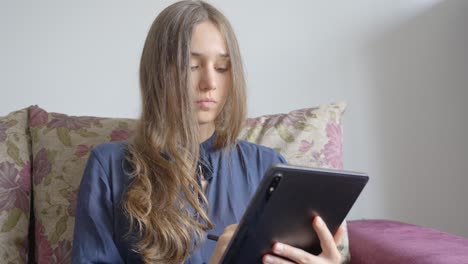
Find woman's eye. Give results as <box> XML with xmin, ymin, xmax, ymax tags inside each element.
<box><xmin>216</xmin><ymin>67</ymin><xmax>228</xmax><ymax>73</ymax></box>
<box><xmin>190</xmin><ymin>65</ymin><xmax>199</xmax><ymax>71</ymax></box>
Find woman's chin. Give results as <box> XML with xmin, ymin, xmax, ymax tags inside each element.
<box><xmin>197</xmin><ymin>116</ymin><xmax>216</xmax><ymax>126</ymax></box>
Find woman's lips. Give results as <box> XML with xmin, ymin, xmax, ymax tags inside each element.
<box><xmin>195</xmin><ymin>99</ymin><xmax>217</xmax><ymax>108</ymax></box>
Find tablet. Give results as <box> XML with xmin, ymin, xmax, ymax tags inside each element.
<box><xmin>219</xmin><ymin>163</ymin><xmax>369</xmax><ymax>264</ymax></box>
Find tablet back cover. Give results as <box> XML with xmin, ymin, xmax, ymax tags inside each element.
<box><xmin>220</xmin><ymin>164</ymin><xmax>368</xmax><ymax>264</ymax></box>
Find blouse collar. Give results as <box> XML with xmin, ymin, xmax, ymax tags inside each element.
<box><xmin>199</xmin><ymin>131</ymin><xmax>216</xmax><ymax>181</ymax></box>
<box><xmin>200</xmin><ymin>131</ymin><xmax>216</xmax><ymax>153</ymax></box>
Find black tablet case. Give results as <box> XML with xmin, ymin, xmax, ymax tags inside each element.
<box><xmin>220</xmin><ymin>164</ymin><xmax>369</xmax><ymax>264</ymax></box>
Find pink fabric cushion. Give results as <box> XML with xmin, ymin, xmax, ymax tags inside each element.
<box><xmin>348</xmin><ymin>219</ymin><xmax>468</xmax><ymax>264</ymax></box>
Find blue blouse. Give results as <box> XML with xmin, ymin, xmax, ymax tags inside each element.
<box><xmin>71</xmin><ymin>133</ymin><xmax>286</xmax><ymax>263</ymax></box>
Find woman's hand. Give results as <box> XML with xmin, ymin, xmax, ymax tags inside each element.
<box><xmin>262</xmin><ymin>216</ymin><xmax>345</xmax><ymax>264</ymax></box>
<box><xmin>208</xmin><ymin>224</ymin><xmax>238</xmax><ymax>264</ymax></box>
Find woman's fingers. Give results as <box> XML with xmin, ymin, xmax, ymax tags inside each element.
<box><xmin>208</xmin><ymin>224</ymin><xmax>239</xmax><ymax>264</ymax></box>
<box><xmin>313</xmin><ymin>216</ymin><xmax>341</xmax><ymax>261</ymax></box>
<box><xmin>262</xmin><ymin>218</ymin><xmax>343</xmax><ymax>264</ymax></box>
<box><xmin>218</xmin><ymin>224</ymin><xmax>238</xmax><ymax>246</ymax></box>
<box><xmin>333</xmin><ymin>223</ymin><xmax>345</xmax><ymax>245</ymax></box>
<box><xmin>223</xmin><ymin>224</ymin><xmax>238</xmax><ymax>233</ymax></box>
<box><xmin>266</xmin><ymin>242</ymin><xmax>320</xmax><ymax>264</ymax></box>
<box><xmin>262</xmin><ymin>253</ymin><xmax>296</xmax><ymax>264</ymax></box>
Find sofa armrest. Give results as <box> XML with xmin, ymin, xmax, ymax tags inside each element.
<box><xmin>348</xmin><ymin>219</ymin><xmax>468</xmax><ymax>264</ymax></box>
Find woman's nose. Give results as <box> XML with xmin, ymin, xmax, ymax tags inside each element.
<box><xmin>199</xmin><ymin>68</ymin><xmax>217</xmax><ymax>91</ymax></box>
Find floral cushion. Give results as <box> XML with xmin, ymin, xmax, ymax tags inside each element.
<box><xmin>240</xmin><ymin>101</ymin><xmax>346</xmax><ymax>170</ymax></box>
<box><xmin>29</xmin><ymin>101</ymin><xmax>348</xmax><ymax>263</ymax></box>
<box><xmin>28</xmin><ymin>106</ymin><xmax>134</xmax><ymax>263</ymax></box>
<box><xmin>0</xmin><ymin>108</ymin><xmax>31</xmax><ymax>263</ymax></box>
<box><xmin>239</xmin><ymin>101</ymin><xmax>349</xmax><ymax>262</ymax></box>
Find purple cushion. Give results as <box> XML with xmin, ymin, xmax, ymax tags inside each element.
<box><xmin>348</xmin><ymin>220</ymin><xmax>468</xmax><ymax>264</ymax></box>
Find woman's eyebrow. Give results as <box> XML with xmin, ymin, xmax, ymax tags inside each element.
<box><xmin>190</xmin><ymin>52</ymin><xmax>230</xmax><ymax>58</ymax></box>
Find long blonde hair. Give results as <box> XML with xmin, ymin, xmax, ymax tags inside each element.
<box><xmin>124</xmin><ymin>1</ymin><xmax>246</xmax><ymax>263</ymax></box>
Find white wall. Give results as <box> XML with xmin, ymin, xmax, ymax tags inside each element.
<box><xmin>1</xmin><ymin>0</ymin><xmax>467</xmax><ymax>237</ymax></box>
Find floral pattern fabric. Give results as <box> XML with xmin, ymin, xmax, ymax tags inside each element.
<box><xmin>239</xmin><ymin>101</ymin><xmax>349</xmax><ymax>262</ymax></box>
<box><xmin>240</xmin><ymin>102</ymin><xmax>346</xmax><ymax>170</ymax></box>
<box><xmin>29</xmin><ymin>106</ymin><xmax>134</xmax><ymax>264</ymax></box>
<box><xmin>1</xmin><ymin>102</ymin><xmax>347</xmax><ymax>263</ymax></box>
<box><xmin>0</xmin><ymin>108</ymin><xmax>31</xmax><ymax>263</ymax></box>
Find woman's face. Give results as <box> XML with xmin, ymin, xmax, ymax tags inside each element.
<box><xmin>190</xmin><ymin>21</ymin><xmax>231</xmax><ymax>127</ymax></box>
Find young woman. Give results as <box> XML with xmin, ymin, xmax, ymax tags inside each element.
<box><xmin>71</xmin><ymin>1</ymin><xmax>344</xmax><ymax>263</ymax></box>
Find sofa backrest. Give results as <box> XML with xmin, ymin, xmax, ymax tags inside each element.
<box><xmin>1</xmin><ymin>102</ymin><xmax>348</xmax><ymax>263</ymax></box>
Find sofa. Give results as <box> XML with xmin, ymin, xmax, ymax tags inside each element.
<box><xmin>1</xmin><ymin>103</ymin><xmax>467</xmax><ymax>264</ymax></box>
